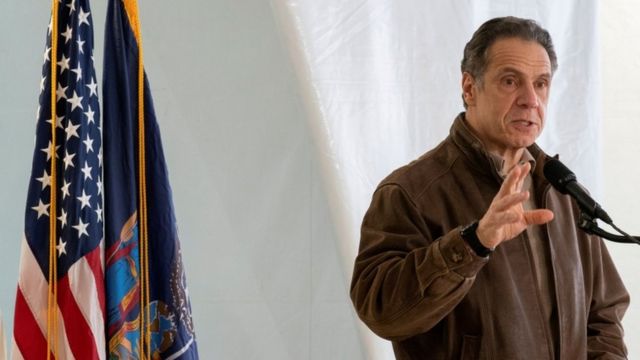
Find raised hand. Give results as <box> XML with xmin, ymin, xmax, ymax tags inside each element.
<box><xmin>476</xmin><ymin>162</ymin><xmax>554</xmax><ymax>249</ymax></box>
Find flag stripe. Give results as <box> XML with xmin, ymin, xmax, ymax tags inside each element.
<box><xmin>58</xmin><ymin>276</ymin><xmax>100</xmax><ymax>360</ymax></box>
<box><xmin>85</xmin><ymin>244</ymin><xmax>107</xmax><ymax>317</ymax></box>
<box><xmin>67</xmin><ymin>246</ymin><xmax>106</xmax><ymax>360</ymax></box>
<box><xmin>15</xmin><ymin>236</ymin><xmax>49</xmax><ymax>339</ymax></box>
<box><xmin>14</xmin><ymin>236</ymin><xmax>77</xmax><ymax>360</ymax></box>
<box><xmin>13</xmin><ymin>289</ymin><xmax>51</xmax><ymax>360</ymax></box>
<box><xmin>11</xmin><ymin>338</ymin><xmax>25</xmax><ymax>360</ymax></box>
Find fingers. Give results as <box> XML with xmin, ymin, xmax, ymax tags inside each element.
<box><xmin>497</xmin><ymin>163</ymin><xmax>522</xmax><ymax>197</ymax></box>
<box><xmin>478</xmin><ymin>161</ymin><xmax>546</xmax><ymax>248</ymax></box>
<box><xmin>489</xmin><ymin>193</ymin><xmax>554</xmax><ymax>228</ymax></box>
<box><xmin>490</xmin><ymin>209</ymin><xmax>521</xmax><ymax>224</ymax></box>
<box><xmin>523</xmin><ymin>209</ymin><xmax>554</xmax><ymax>225</ymax></box>
<box><xmin>497</xmin><ymin>162</ymin><xmax>531</xmax><ymax>197</ymax></box>
<box><xmin>492</xmin><ymin>190</ymin><xmax>529</xmax><ymax>212</ymax></box>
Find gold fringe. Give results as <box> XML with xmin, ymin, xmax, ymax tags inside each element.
<box><xmin>47</xmin><ymin>0</ymin><xmax>60</xmax><ymax>359</ymax></box>
<box><xmin>122</xmin><ymin>0</ymin><xmax>152</xmax><ymax>357</ymax></box>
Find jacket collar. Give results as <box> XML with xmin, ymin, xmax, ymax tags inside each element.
<box><xmin>449</xmin><ymin>112</ymin><xmax>502</xmax><ymax>179</ymax></box>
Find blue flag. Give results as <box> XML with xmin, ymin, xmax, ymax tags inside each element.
<box><xmin>102</xmin><ymin>0</ymin><xmax>198</xmax><ymax>358</ymax></box>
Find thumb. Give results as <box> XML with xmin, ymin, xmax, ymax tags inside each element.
<box><xmin>524</xmin><ymin>209</ymin><xmax>554</xmax><ymax>225</ymax></box>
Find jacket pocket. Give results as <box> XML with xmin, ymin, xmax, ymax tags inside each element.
<box><xmin>460</xmin><ymin>335</ymin><xmax>480</xmax><ymax>360</ymax></box>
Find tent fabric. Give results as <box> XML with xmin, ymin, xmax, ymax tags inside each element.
<box><xmin>272</xmin><ymin>1</ymin><xmax>599</xmax><ymax>358</ymax></box>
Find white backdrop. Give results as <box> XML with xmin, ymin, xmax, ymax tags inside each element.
<box><xmin>273</xmin><ymin>0</ymin><xmax>604</xmax><ymax>358</ymax></box>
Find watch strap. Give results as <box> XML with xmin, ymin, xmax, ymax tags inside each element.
<box><xmin>461</xmin><ymin>220</ymin><xmax>493</xmax><ymax>257</ymax></box>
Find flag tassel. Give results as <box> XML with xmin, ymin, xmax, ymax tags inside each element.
<box><xmin>48</xmin><ymin>0</ymin><xmax>60</xmax><ymax>358</ymax></box>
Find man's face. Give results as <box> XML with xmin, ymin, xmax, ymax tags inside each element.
<box><xmin>462</xmin><ymin>37</ymin><xmax>552</xmax><ymax>156</ymax></box>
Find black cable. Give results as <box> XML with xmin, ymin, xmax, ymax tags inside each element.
<box><xmin>578</xmin><ymin>212</ymin><xmax>640</xmax><ymax>245</ymax></box>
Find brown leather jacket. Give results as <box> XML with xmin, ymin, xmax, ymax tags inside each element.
<box><xmin>350</xmin><ymin>114</ymin><xmax>629</xmax><ymax>359</ymax></box>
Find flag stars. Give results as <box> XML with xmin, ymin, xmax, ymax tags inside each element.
<box><xmin>65</xmin><ymin>119</ymin><xmax>81</xmax><ymax>140</ymax></box>
<box><xmin>46</xmin><ymin>115</ymin><xmax>65</xmax><ymax>129</ymax></box>
<box><xmin>32</xmin><ymin>200</ymin><xmax>50</xmax><ymax>219</ymax></box>
<box><xmin>60</xmin><ymin>179</ymin><xmax>71</xmax><ymax>200</ymax></box>
<box><xmin>77</xmin><ymin>189</ymin><xmax>91</xmax><ymax>210</ymax></box>
<box><xmin>66</xmin><ymin>0</ymin><xmax>76</xmax><ymax>13</ymax></box>
<box><xmin>25</xmin><ymin>0</ymin><xmax>107</xmax><ymax>297</ymax></box>
<box><xmin>63</xmin><ymin>149</ymin><xmax>76</xmax><ymax>170</ymax></box>
<box><xmin>81</xmin><ymin>161</ymin><xmax>93</xmax><ymax>180</ymax></box>
<box><xmin>86</xmin><ymin>79</ymin><xmax>98</xmax><ymax>98</ymax></box>
<box><xmin>36</xmin><ymin>170</ymin><xmax>51</xmax><ymax>190</ymax></box>
<box><xmin>67</xmin><ymin>91</ymin><xmax>83</xmax><ymax>111</ymax></box>
<box><xmin>56</xmin><ymin>115</ymin><xmax>65</xmax><ymax>128</ymax></box>
<box><xmin>96</xmin><ymin>176</ymin><xmax>102</xmax><ymax>196</ymax></box>
<box><xmin>43</xmin><ymin>46</ymin><xmax>51</xmax><ymax>63</ymax></box>
<box><xmin>41</xmin><ymin>141</ymin><xmax>61</xmax><ymax>161</ymax></box>
<box><xmin>71</xmin><ymin>63</ymin><xmax>83</xmax><ymax>81</ymax></box>
<box><xmin>95</xmin><ymin>204</ymin><xmax>103</xmax><ymax>222</ymax></box>
<box><xmin>78</xmin><ymin>8</ymin><xmax>90</xmax><ymax>26</ymax></box>
<box><xmin>61</xmin><ymin>179</ymin><xmax>71</xmax><ymax>199</ymax></box>
<box><xmin>57</xmin><ymin>55</ymin><xmax>70</xmax><ymax>74</ymax></box>
<box><xmin>84</xmin><ymin>105</ymin><xmax>95</xmax><ymax>124</ymax></box>
<box><xmin>56</xmin><ymin>83</ymin><xmax>68</xmax><ymax>101</ymax></box>
<box><xmin>56</xmin><ymin>238</ymin><xmax>67</xmax><ymax>257</ymax></box>
<box><xmin>83</xmin><ymin>134</ymin><xmax>94</xmax><ymax>153</ymax></box>
<box><xmin>58</xmin><ymin>209</ymin><xmax>68</xmax><ymax>229</ymax></box>
<box><xmin>61</xmin><ymin>25</ymin><xmax>73</xmax><ymax>43</ymax></box>
<box><xmin>76</xmin><ymin>36</ymin><xmax>85</xmax><ymax>54</ymax></box>
<box><xmin>73</xmin><ymin>219</ymin><xmax>89</xmax><ymax>239</ymax></box>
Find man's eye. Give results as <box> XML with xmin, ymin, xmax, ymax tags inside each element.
<box><xmin>502</xmin><ymin>78</ymin><xmax>517</xmax><ymax>87</ymax></box>
<box><xmin>535</xmin><ymin>81</ymin><xmax>548</xmax><ymax>89</ymax></box>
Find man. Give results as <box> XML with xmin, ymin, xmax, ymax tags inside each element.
<box><xmin>350</xmin><ymin>16</ymin><xmax>629</xmax><ymax>359</ymax></box>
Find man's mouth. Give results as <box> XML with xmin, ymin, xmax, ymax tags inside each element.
<box><xmin>511</xmin><ymin>119</ymin><xmax>537</xmax><ymax>127</ymax></box>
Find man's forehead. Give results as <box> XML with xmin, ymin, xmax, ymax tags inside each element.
<box><xmin>485</xmin><ymin>37</ymin><xmax>551</xmax><ymax>73</ymax></box>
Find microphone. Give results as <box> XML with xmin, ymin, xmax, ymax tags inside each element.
<box><xmin>543</xmin><ymin>158</ymin><xmax>613</xmax><ymax>224</ymax></box>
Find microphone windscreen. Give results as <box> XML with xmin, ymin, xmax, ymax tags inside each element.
<box><xmin>543</xmin><ymin>158</ymin><xmax>576</xmax><ymax>195</ymax></box>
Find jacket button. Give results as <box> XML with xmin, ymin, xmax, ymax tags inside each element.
<box><xmin>451</xmin><ymin>250</ymin><xmax>463</xmax><ymax>263</ymax></box>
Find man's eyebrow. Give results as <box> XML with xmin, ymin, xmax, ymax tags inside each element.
<box><xmin>495</xmin><ymin>66</ymin><xmax>551</xmax><ymax>78</ymax></box>
<box><xmin>495</xmin><ymin>66</ymin><xmax>525</xmax><ymax>75</ymax></box>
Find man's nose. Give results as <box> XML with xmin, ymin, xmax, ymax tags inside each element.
<box><xmin>516</xmin><ymin>82</ymin><xmax>539</xmax><ymax>108</ymax></box>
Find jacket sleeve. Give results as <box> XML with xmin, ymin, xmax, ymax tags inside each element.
<box><xmin>350</xmin><ymin>183</ymin><xmax>488</xmax><ymax>340</ymax></box>
<box><xmin>586</xmin><ymin>239</ymin><xmax>630</xmax><ymax>359</ymax></box>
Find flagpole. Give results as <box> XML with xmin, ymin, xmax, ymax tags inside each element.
<box><xmin>47</xmin><ymin>0</ymin><xmax>60</xmax><ymax>358</ymax></box>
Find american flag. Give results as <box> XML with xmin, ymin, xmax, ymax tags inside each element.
<box><xmin>12</xmin><ymin>0</ymin><xmax>105</xmax><ymax>359</ymax></box>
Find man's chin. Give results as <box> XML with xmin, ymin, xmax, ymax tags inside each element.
<box><xmin>509</xmin><ymin>138</ymin><xmax>537</xmax><ymax>150</ymax></box>
<box><xmin>508</xmin><ymin>131</ymin><xmax>539</xmax><ymax>147</ymax></box>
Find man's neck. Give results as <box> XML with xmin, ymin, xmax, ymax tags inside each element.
<box><xmin>490</xmin><ymin>148</ymin><xmax>525</xmax><ymax>173</ymax></box>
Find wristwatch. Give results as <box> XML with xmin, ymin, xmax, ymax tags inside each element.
<box><xmin>460</xmin><ymin>220</ymin><xmax>493</xmax><ymax>257</ymax></box>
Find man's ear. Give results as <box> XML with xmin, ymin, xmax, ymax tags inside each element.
<box><xmin>462</xmin><ymin>72</ymin><xmax>477</xmax><ymax>107</ymax></box>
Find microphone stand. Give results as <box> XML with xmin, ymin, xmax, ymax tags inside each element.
<box><xmin>578</xmin><ymin>212</ymin><xmax>640</xmax><ymax>245</ymax></box>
